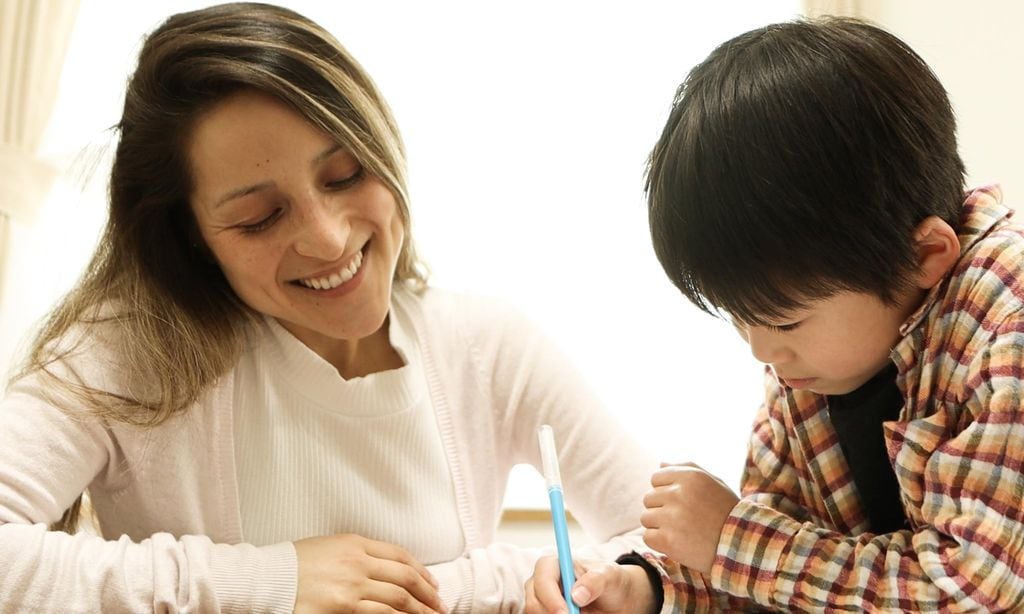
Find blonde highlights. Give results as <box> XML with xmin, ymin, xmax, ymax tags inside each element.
<box><xmin>12</xmin><ymin>2</ymin><xmax>427</xmax><ymax>531</ymax></box>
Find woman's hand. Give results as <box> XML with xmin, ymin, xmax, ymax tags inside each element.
<box><xmin>641</xmin><ymin>462</ymin><xmax>739</xmax><ymax>575</ymax></box>
<box><xmin>294</xmin><ymin>533</ymin><xmax>446</xmax><ymax>613</ymax></box>
<box><xmin>525</xmin><ymin>555</ymin><xmax>655</xmax><ymax>614</ymax></box>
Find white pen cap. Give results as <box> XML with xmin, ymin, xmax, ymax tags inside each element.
<box><xmin>538</xmin><ymin>424</ymin><xmax>563</xmax><ymax>489</ymax></box>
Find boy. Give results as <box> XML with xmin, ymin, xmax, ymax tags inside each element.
<box><xmin>526</xmin><ymin>16</ymin><xmax>1024</xmax><ymax>613</ymax></box>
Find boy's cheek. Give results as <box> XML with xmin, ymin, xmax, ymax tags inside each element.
<box><xmin>732</xmin><ymin>324</ymin><xmax>750</xmax><ymax>343</ymax></box>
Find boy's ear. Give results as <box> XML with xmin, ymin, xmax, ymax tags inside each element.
<box><xmin>913</xmin><ymin>216</ymin><xmax>960</xmax><ymax>290</ymax></box>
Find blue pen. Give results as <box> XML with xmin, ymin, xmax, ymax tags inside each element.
<box><xmin>538</xmin><ymin>425</ymin><xmax>580</xmax><ymax>614</ymax></box>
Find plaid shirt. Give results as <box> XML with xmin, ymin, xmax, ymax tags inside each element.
<box><xmin>657</xmin><ymin>185</ymin><xmax>1024</xmax><ymax>612</ymax></box>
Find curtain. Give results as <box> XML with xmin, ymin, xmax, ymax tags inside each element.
<box><xmin>0</xmin><ymin>0</ymin><xmax>80</xmax><ymax>300</ymax></box>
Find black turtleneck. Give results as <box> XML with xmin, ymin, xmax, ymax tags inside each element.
<box><xmin>826</xmin><ymin>362</ymin><xmax>909</xmax><ymax>534</ymax></box>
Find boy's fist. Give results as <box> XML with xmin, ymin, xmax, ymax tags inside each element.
<box><xmin>640</xmin><ymin>462</ymin><xmax>739</xmax><ymax>575</ymax></box>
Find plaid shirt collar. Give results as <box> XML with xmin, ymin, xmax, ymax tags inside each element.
<box><xmin>894</xmin><ymin>185</ymin><xmax>1010</xmax><ymax>360</ymax></box>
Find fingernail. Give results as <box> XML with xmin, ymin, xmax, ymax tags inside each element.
<box><xmin>572</xmin><ymin>586</ymin><xmax>591</xmax><ymax>605</ymax></box>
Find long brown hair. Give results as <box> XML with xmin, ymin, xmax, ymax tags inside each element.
<box><xmin>15</xmin><ymin>2</ymin><xmax>427</xmax><ymax>532</ymax></box>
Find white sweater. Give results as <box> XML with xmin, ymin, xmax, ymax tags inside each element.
<box><xmin>235</xmin><ymin>308</ymin><xmax>463</xmax><ymax>560</ymax></box>
<box><xmin>0</xmin><ymin>287</ymin><xmax>658</xmax><ymax>612</ymax></box>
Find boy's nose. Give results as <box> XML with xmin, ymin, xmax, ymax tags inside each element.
<box><xmin>745</xmin><ymin>328</ymin><xmax>792</xmax><ymax>365</ymax></box>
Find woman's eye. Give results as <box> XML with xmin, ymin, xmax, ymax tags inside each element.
<box><xmin>326</xmin><ymin>166</ymin><xmax>365</xmax><ymax>190</ymax></box>
<box><xmin>238</xmin><ymin>208</ymin><xmax>282</xmax><ymax>234</ymax></box>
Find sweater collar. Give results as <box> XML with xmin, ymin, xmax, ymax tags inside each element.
<box><xmin>257</xmin><ymin>296</ymin><xmax>425</xmax><ymax>415</ymax></box>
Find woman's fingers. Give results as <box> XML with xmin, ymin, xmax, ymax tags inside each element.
<box><xmin>294</xmin><ymin>534</ymin><xmax>445</xmax><ymax>614</ymax></box>
<box><xmin>365</xmin><ymin>539</ymin><xmax>440</xmax><ymax>588</ymax></box>
<box><xmin>570</xmin><ymin>566</ymin><xmax>611</xmax><ymax>607</ymax></box>
<box><xmin>527</xmin><ymin>555</ymin><xmax>574</xmax><ymax>613</ymax></box>
<box><xmin>362</xmin><ymin>577</ymin><xmax>445</xmax><ymax>614</ymax></box>
<box><xmin>368</xmin><ymin>557</ymin><xmax>446</xmax><ymax>613</ymax></box>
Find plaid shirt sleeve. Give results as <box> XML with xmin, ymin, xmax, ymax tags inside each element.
<box><xmin>653</xmin><ymin>373</ymin><xmax>812</xmax><ymax>612</ymax></box>
<box><xmin>654</xmin><ymin>555</ymin><xmax>768</xmax><ymax>612</ymax></box>
<box><xmin>709</xmin><ymin>320</ymin><xmax>1024</xmax><ymax>611</ymax></box>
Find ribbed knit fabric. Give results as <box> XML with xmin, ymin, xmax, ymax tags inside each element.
<box><xmin>0</xmin><ymin>286</ymin><xmax>658</xmax><ymax>612</ymax></box>
<box><xmin>234</xmin><ymin>311</ymin><xmax>464</xmax><ymax>563</ymax></box>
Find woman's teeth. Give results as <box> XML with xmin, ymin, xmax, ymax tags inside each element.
<box><xmin>297</xmin><ymin>250</ymin><xmax>363</xmax><ymax>290</ymax></box>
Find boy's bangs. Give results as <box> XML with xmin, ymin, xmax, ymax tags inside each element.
<box><xmin>696</xmin><ymin>267</ymin><xmax>838</xmax><ymax>327</ymax></box>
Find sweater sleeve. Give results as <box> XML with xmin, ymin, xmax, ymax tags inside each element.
<box><xmin>425</xmin><ymin>295</ymin><xmax>658</xmax><ymax>612</ymax></box>
<box><xmin>426</xmin><ymin>532</ymin><xmax>653</xmax><ymax>613</ymax></box>
<box><xmin>0</xmin><ymin>377</ymin><xmax>297</xmax><ymax>613</ymax></box>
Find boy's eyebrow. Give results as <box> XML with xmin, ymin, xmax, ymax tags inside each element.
<box><xmin>213</xmin><ymin>144</ymin><xmax>346</xmax><ymax>209</ymax></box>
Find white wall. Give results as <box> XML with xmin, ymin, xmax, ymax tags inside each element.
<box><xmin>17</xmin><ymin>1</ymin><xmax>1019</xmax><ymax>514</ymax></box>
<box><xmin>4</xmin><ymin>0</ymin><xmax>805</xmax><ymax>510</ymax></box>
<box><xmin>0</xmin><ymin>0</ymin><xmax>1012</xmax><ymax>571</ymax></box>
<box><xmin>858</xmin><ymin>0</ymin><xmax>1023</xmax><ymax>204</ymax></box>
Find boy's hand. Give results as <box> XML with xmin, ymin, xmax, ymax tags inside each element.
<box><xmin>641</xmin><ymin>462</ymin><xmax>739</xmax><ymax>575</ymax></box>
<box><xmin>525</xmin><ymin>555</ymin><xmax>655</xmax><ymax>614</ymax></box>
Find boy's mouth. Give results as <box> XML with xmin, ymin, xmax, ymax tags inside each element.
<box><xmin>780</xmin><ymin>376</ymin><xmax>816</xmax><ymax>389</ymax></box>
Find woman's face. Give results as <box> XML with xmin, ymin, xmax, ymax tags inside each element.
<box><xmin>188</xmin><ymin>90</ymin><xmax>404</xmax><ymax>351</ymax></box>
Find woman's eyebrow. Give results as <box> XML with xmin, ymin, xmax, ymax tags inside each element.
<box><xmin>214</xmin><ymin>181</ymin><xmax>274</xmax><ymax>209</ymax></box>
<box><xmin>312</xmin><ymin>143</ymin><xmax>344</xmax><ymax>166</ymax></box>
<box><xmin>213</xmin><ymin>145</ymin><xmax>346</xmax><ymax>209</ymax></box>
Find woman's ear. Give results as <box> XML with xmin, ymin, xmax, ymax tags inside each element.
<box><xmin>913</xmin><ymin>216</ymin><xmax>960</xmax><ymax>290</ymax></box>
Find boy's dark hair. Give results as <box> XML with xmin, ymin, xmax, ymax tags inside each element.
<box><xmin>646</xmin><ymin>17</ymin><xmax>965</xmax><ymax>324</ymax></box>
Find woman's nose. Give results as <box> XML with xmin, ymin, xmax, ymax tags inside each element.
<box><xmin>292</xmin><ymin>197</ymin><xmax>349</xmax><ymax>261</ymax></box>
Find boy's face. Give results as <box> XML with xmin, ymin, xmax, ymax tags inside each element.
<box><xmin>732</xmin><ymin>287</ymin><xmax>925</xmax><ymax>395</ymax></box>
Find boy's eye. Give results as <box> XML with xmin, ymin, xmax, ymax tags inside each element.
<box><xmin>766</xmin><ymin>322</ymin><xmax>800</xmax><ymax>332</ymax></box>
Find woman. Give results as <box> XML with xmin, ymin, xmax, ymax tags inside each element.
<box><xmin>0</xmin><ymin>3</ymin><xmax>655</xmax><ymax>612</ymax></box>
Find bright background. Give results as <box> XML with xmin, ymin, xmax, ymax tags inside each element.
<box><xmin>2</xmin><ymin>0</ymin><xmax>1020</xmax><ymax>513</ymax></box>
